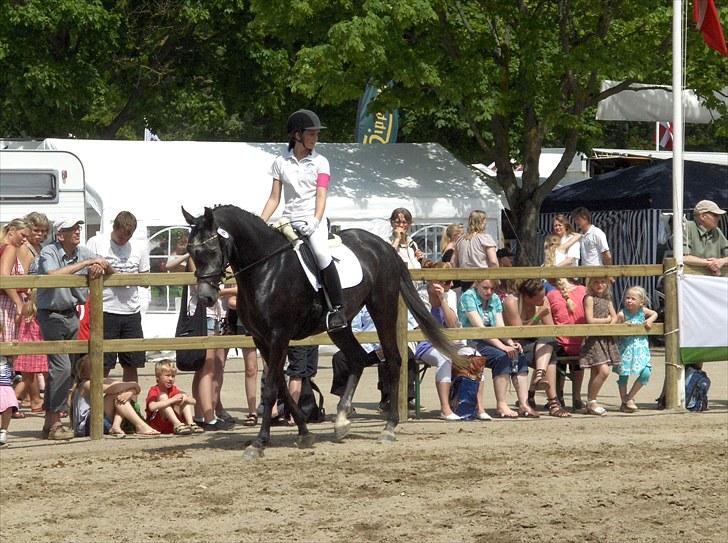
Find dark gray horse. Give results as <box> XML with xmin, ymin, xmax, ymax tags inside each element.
<box><xmin>182</xmin><ymin>205</ymin><xmax>460</xmax><ymax>459</ymax></box>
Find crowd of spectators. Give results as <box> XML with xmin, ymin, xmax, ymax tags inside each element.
<box><xmin>1</xmin><ymin>200</ymin><xmax>725</xmax><ymax>446</ymax></box>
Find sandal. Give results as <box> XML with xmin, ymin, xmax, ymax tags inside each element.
<box><xmin>12</xmin><ymin>410</ymin><xmax>25</xmax><ymax>419</ymax></box>
<box><xmin>547</xmin><ymin>397</ymin><xmax>571</xmax><ymax>418</ymax></box>
<box><xmin>242</xmin><ymin>413</ymin><xmax>258</xmax><ymax>427</ymax></box>
<box><xmin>532</xmin><ymin>368</ymin><xmax>549</xmax><ymax>391</ymax></box>
<box><xmin>174</xmin><ymin>424</ymin><xmax>192</xmax><ymax>435</ymax></box>
<box><xmin>620</xmin><ymin>399</ymin><xmax>638</xmax><ymax>413</ymax></box>
<box><xmin>188</xmin><ymin>423</ymin><xmax>204</xmax><ymax>433</ymax></box>
<box><xmin>517</xmin><ymin>407</ymin><xmax>540</xmax><ymax>418</ymax></box>
<box><xmin>585</xmin><ymin>400</ymin><xmax>607</xmax><ymax>416</ymax></box>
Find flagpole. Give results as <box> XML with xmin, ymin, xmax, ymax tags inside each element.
<box><xmin>672</xmin><ymin>0</ymin><xmax>684</xmax><ymax>266</ymax></box>
<box><xmin>664</xmin><ymin>0</ymin><xmax>685</xmax><ymax>410</ymax></box>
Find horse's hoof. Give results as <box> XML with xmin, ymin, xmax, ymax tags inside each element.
<box><xmin>296</xmin><ymin>433</ymin><xmax>315</xmax><ymax>449</ymax></box>
<box><xmin>334</xmin><ymin>420</ymin><xmax>351</xmax><ymax>442</ymax></box>
<box><xmin>377</xmin><ymin>429</ymin><xmax>396</xmax><ymax>444</ymax></box>
<box><xmin>243</xmin><ymin>444</ymin><xmax>264</xmax><ymax>460</ymax></box>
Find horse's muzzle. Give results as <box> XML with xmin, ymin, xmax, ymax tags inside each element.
<box><xmin>196</xmin><ymin>282</ymin><xmax>220</xmax><ymax>307</ymax></box>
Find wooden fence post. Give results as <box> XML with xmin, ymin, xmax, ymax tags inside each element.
<box><xmin>663</xmin><ymin>258</ymin><xmax>681</xmax><ymax>409</ymax></box>
<box><xmin>88</xmin><ymin>275</ymin><xmax>105</xmax><ymax>440</ymax></box>
<box><xmin>397</xmin><ymin>295</ymin><xmax>409</xmax><ymax>422</ymax></box>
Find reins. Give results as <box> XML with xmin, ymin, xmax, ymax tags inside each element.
<box><xmin>227</xmin><ymin>243</ymin><xmax>292</xmax><ymax>279</ymax></box>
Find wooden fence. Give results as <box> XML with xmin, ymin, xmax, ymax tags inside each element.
<box><xmin>1</xmin><ymin>261</ymin><xmax>686</xmax><ymax>440</ymax></box>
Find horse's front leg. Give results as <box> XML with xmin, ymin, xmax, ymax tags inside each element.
<box><xmin>244</xmin><ymin>361</ymin><xmax>280</xmax><ymax>460</ymax></box>
<box><xmin>280</xmin><ymin>376</ymin><xmax>314</xmax><ymax>449</ymax></box>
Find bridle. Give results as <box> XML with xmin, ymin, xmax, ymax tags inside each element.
<box><xmin>188</xmin><ymin>232</ymin><xmax>228</xmax><ymax>289</ymax></box>
<box><xmin>188</xmin><ymin>229</ymin><xmax>292</xmax><ymax>289</ymax></box>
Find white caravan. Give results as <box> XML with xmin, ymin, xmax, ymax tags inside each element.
<box><xmin>0</xmin><ymin>145</ymin><xmax>102</xmax><ymax>239</ymax></box>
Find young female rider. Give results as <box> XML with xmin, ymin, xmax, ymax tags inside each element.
<box><xmin>260</xmin><ymin>109</ymin><xmax>347</xmax><ymax>332</ymax></box>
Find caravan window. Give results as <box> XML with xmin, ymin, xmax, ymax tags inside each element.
<box><xmin>0</xmin><ymin>170</ymin><xmax>58</xmax><ymax>202</ymax></box>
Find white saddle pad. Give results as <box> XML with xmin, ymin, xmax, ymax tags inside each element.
<box><xmin>294</xmin><ymin>242</ymin><xmax>363</xmax><ymax>291</ymax></box>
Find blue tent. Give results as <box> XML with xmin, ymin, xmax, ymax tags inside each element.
<box><xmin>542</xmin><ymin>159</ymin><xmax>728</xmax><ymax>212</ymax></box>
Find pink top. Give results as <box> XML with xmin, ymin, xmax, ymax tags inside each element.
<box><xmin>547</xmin><ymin>284</ymin><xmax>587</xmax><ymax>356</ymax></box>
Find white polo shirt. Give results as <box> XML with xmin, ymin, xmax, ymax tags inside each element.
<box><xmin>579</xmin><ymin>225</ymin><xmax>610</xmax><ymax>266</ymax></box>
<box><xmin>86</xmin><ymin>234</ymin><xmax>150</xmax><ymax>314</ymax></box>
<box><xmin>269</xmin><ymin>149</ymin><xmax>331</xmax><ymax>221</ymax></box>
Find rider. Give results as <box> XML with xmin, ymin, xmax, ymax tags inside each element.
<box><xmin>260</xmin><ymin>109</ymin><xmax>348</xmax><ymax>332</ymax></box>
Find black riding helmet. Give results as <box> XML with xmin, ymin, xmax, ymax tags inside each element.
<box><xmin>287</xmin><ymin>109</ymin><xmax>326</xmax><ymax>135</ymax></box>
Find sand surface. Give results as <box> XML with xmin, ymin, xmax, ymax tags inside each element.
<box><xmin>1</xmin><ymin>347</ymin><xmax>727</xmax><ymax>543</ymax></box>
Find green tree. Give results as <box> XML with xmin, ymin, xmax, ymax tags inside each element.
<box><xmin>251</xmin><ymin>0</ymin><xmax>727</xmax><ymax>263</ymax></box>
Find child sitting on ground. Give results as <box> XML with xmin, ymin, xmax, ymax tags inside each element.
<box><xmin>71</xmin><ymin>355</ymin><xmax>160</xmax><ymax>438</ymax></box>
<box><xmin>145</xmin><ymin>360</ymin><xmax>201</xmax><ymax>435</ymax></box>
<box><xmin>0</xmin><ymin>351</ymin><xmax>19</xmax><ymax>446</ymax></box>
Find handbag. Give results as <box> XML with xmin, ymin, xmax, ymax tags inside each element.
<box><xmin>174</xmin><ymin>283</ymin><xmax>207</xmax><ymax>372</ymax></box>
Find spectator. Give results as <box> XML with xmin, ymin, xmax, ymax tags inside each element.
<box><xmin>330</xmin><ymin>306</ymin><xmax>418</xmax><ymax>413</ymax></box>
<box><xmin>502</xmin><ymin>279</ymin><xmax>570</xmax><ymax>417</ymax></box>
<box><xmin>418</xmin><ymin>260</ymin><xmax>467</xmax><ymax>420</ymax></box>
<box><xmin>683</xmin><ymin>200</ymin><xmax>727</xmax><ymax>276</ymax></box>
<box><xmin>440</xmin><ymin>223</ymin><xmax>464</xmax><ymax>262</ymax></box>
<box><xmin>458</xmin><ymin>279</ymin><xmax>537</xmax><ymax>418</ymax></box>
<box><xmin>36</xmin><ymin>218</ymin><xmax>112</xmax><ymax>440</ymax></box>
<box><xmin>571</xmin><ymin>207</ymin><xmax>612</xmax><ymax>266</ymax></box>
<box><xmin>87</xmin><ymin>211</ymin><xmax>150</xmax><ymax>382</ymax></box>
<box><xmin>546</xmin><ymin>278</ymin><xmax>587</xmax><ymax>410</ymax></box>
<box><xmin>548</xmin><ymin>213</ymin><xmax>581</xmax><ymax>267</ymax></box>
<box><xmin>389</xmin><ymin>207</ymin><xmax>425</xmax><ymax>268</ymax></box>
<box><xmin>71</xmin><ymin>355</ymin><xmax>159</xmax><ymax>438</ymax></box>
<box><xmin>224</xmin><ymin>291</ymin><xmax>259</xmax><ymax>427</ymax></box>
<box><xmin>451</xmin><ymin>210</ymin><xmax>498</xmax><ymax>291</ymax></box>
<box><xmin>0</xmin><ymin>219</ymin><xmax>30</xmax><ymax>346</ymax></box>
<box><xmin>145</xmin><ymin>360</ymin><xmax>201</xmax><ymax>435</ymax></box>
<box><xmin>0</xmin><ymin>350</ymin><xmax>19</xmax><ymax>446</ymax></box>
<box><xmin>185</xmin><ymin>257</ymin><xmax>232</xmax><ymax>431</ymax></box>
<box><xmin>496</xmin><ymin>247</ymin><xmax>514</xmax><ymax>268</ymax></box>
<box><xmin>495</xmin><ymin>246</ymin><xmax>514</xmax><ymax>300</ymax></box>
<box><xmin>614</xmin><ymin>286</ymin><xmax>658</xmax><ymax>413</ymax></box>
<box><xmin>16</xmin><ymin>212</ymin><xmax>51</xmax><ymax>408</ymax></box>
<box><xmin>580</xmin><ymin>277</ymin><xmax>620</xmax><ymax>416</ymax></box>
<box><xmin>164</xmin><ymin>232</ymin><xmax>190</xmax><ymax>273</ymax></box>
<box><xmin>12</xmin><ymin>292</ymin><xmax>47</xmax><ymax>415</ymax></box>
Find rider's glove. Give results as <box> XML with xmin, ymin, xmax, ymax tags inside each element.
<box><xmin>299</xmin><ymin>218</ymin><xmax>320</xmax><ymax>237</ymax></box>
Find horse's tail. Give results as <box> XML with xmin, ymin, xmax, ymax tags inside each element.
<box><xmin>399</xmin><ymin>264</ymin><xmax>465</xmax><ymax>367</ymax></box>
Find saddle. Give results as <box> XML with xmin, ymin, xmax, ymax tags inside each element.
<box><xmin>271</xmin><ymin>219</ymin><xmax>362</xmax><ymax>292</ymax></box>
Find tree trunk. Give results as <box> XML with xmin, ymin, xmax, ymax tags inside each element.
<box><xmin>510</xmin><ymin>194</ymin><xmax>542</xmax><ymax>266</ymax></box>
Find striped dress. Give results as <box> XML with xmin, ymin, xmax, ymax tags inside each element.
<box><xmin>0</xmin><ymin>245</ymin><xmax>25</xmax><ymax>342</ymax></box>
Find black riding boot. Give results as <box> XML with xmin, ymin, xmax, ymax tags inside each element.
<box><xmin>321</xmin><ymin>262</ymin><xmax>348</xmax><ymax>332</ymax></box>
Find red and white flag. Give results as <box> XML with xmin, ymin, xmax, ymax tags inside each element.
<box><xmin>693</xmin><ymin>0</ymin><xmax>728</xmax><ymax>56</ymax></box>
<box><xmin>658</xmin><ymin>122</ymin><xmax>673</xmax><ymax>150</ymax></box>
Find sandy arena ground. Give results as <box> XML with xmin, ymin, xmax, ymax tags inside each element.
<box><xmin>1</xmin><ymin>347</ymin><xmax>726</xmax><ymax>543</ymax></box>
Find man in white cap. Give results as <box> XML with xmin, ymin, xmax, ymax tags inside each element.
<box><xmin>36</xmin><ymin>218</ymin><xmax>112</xmax><ymax>439</ymax></box>
<box><xmin>683</xmin><ymin>200</ymin><xmax>728</xmax><ymax>276</ymax></box>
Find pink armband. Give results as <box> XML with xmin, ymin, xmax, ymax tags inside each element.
<box><xmin>316</xmin><ymin>173</ymin><xmax>330</xmax><ymax>188</ymax></box>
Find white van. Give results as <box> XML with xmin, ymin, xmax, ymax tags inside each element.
<box><xmin>0</xmin><ymin>144</ymin><xmax>102</xmax><ymax>240</ymax></box>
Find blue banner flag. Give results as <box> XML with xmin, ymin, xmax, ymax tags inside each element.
<box><xmin>355</xmin><ymin>83</ymin><xmax>399</xmax><ymax>144</ymax></box>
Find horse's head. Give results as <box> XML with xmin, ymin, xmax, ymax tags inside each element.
<box><xmin>182</xmin><ymin>206</ymin><xmax>228</xmax><ymax>307</ymax></box>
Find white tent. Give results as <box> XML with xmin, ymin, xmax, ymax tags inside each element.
<box><xmin>40</xmin><ymin>139</ymin><xmax>502</xmax><ymax>241</ymax></box>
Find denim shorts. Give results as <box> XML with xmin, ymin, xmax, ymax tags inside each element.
<box><xmin>206</xmin><ymin>317</ymin><xmax>220</xmax><ymax>336</ymax></box>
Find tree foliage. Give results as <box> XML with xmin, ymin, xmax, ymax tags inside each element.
<box><xmin>251</xmin><ymin>0</ymin><xmax>727</xmax><ymax>262</ymax></box>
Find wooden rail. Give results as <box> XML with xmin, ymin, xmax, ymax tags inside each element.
<box><xmin>0</xmin><ymin>262</ymin><xmax>686</xmax><ymax>439</ymax></box>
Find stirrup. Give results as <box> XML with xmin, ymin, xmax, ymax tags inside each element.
<box><xmin>326</xmin><ymin>307</ymin><xmax>348</xmax><ymax>332</ymax></box>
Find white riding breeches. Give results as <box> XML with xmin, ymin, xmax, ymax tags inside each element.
<box><xmin>291</xmin><ymin>217</ymin><xmax>332</xmax><ymax>269</ymax></box>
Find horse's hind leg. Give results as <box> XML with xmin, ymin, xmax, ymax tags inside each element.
<box><xmin>330</xmin><ymin>327</ymin><xmax>370</xmax><ymax>441</ymax></box>
<box><xmin>366</xmin><ymin>301</ymin><xmax>401</xmax><ymax>444</ymax></box>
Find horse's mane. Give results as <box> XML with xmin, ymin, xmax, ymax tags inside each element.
<box><xmin>211</xmin><ymin>204</ymin><xmax>287</xmax><ymax>241</ymax></box>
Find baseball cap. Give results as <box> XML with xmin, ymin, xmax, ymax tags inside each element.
<box><xmin>54</xmin><ymin>218</ymin><xmax>84</xmax><ymax>231</ymax></box>
<box><xmin>694</xmin><ymin>200</ymin><xmax>726</xmax><ymax>215</ymax></box>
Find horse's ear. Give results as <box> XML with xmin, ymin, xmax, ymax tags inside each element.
<box><xmin>181</xmin><ymin>206</ymin><xmax>196</xmax><ymax>225</ymax></box>
<box><xmin>203</xmin><ymin>207</ymin><xmax>215</xmax><ymax>225</ymax></box>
